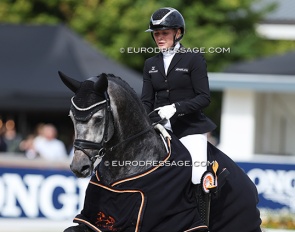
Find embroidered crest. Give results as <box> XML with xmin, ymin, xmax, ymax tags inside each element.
<box><xmin>175</xmin><ymin>67</ymin><xmax>189</xmax><ymax>72</ymax></box>
<box><xmin>95</xmin><ymin>211</ymin><xmax>117</xmax><ymax>231</ymax></box>
<box><xmin>149</xmin><ymin>66</ymin><xmax>158</xmax><ymax>73</ymax></box>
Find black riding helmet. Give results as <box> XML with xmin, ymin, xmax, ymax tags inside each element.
<box><xmin>146</xmin><ymin>7</ymin><xmax>185</xmax><ymax>44</ymax></box>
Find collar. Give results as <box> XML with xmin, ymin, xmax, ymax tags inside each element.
<box><xmin>161</xmin><ymin>42</ymin><xmax>181</xmax><ymax>57</ymax></box>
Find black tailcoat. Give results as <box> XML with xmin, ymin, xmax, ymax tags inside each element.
<box><xmin>141</xmin><ymin>47</ymin><xmax>216</xmax><ymax>138</ymax></box>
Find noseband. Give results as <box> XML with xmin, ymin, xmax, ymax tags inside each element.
<box><xmin>72</xmin><ymin>91</ymin><xmax>112</xmax><ymax>162</ymax></box>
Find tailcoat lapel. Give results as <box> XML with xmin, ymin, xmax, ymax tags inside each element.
<box><xmin>167</xmin><ymin>52</ymin><xmax>183</xmax><ymax>76</ymax></box>
<box><xmin>156</xmin><ymin>53</ymin><xmax>166</xmax><ymax>77</ymax></box>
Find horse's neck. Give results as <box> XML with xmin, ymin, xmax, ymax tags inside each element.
<box><xmin>99</xmin><ymin>128</ymin><xmax>167</xmax><ymax>185</ymax></box>
<box><xmin>99</xmin><ymin>83</ymin><xmax>167</xmax><ymax>184</ymax></box>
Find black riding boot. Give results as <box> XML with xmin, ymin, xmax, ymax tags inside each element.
<box><xmin>195</xmin><ymin>183</ymin><xmax>211</xmax><ymax>227</ymax></box>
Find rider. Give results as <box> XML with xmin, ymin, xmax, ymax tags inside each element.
<box><xmin>141</xmin><ymin>7</ymin><xmax>216</xmax><ymax>185</ymax></box>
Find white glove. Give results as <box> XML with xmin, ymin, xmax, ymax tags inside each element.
<box><xmin>156</xmin><ymin>104</ymin><xmax>176</xmax><ymax>120</ymax></box>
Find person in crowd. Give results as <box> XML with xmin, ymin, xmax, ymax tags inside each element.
<box><xmin>19</xmin><ymin>134</ymin><xmax>38</xmax><ymax>159</ymax></box>
<box><xmin>141</xmin><ymin>7</ymin><xmax>216</xmax><ymax>185</ymax></box>
<box><xmin>3</xmin><ymin>120</ymin><xmax>22</xmax><ymax>153</ymax></box>
<box><xmin>33</xmin><ymin>123</ymin><xmax>68</xmax><ymax>161</ymax></box>
<box><xmin>0</xmin><ymin>129</ymin><xmax>7</xmax><ymax>152</ymax></box>
<box><xmin>19</xmin><ymin>123</ymin><xmax>45</xmax><ymax>159</ymax></box>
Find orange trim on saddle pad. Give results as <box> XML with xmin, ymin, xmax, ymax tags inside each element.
<box><xmin>90</xmin><ymin>179</ymin><xmax>145</xmax><ymax>232</ymax></box>
<box><xmin>111</xmin><ymin>137</ymin><xmax>171</xmax><ymax>187</ymax></box>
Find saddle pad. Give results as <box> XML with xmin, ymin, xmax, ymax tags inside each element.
<box><xmin>75</xmin><ymin>180</ymin><xmax>143</xmax><ymax>231</ymax></box>
<box><xmin>74</xmin><ymin>132</ymin><xmax>207</xmax><ymax>232</ymax></box>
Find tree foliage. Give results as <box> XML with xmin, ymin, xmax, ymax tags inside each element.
<box><xmin>1</xmin><ymin>0</ymin><xmax>294</xmax><ymax>73</ymax></box>
<box><xmin>1</xmin><ymin>0</ymin><xmax>295</xmax><ymax>136</ymax></box>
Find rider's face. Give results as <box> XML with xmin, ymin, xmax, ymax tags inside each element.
<box><xmin>153</xmin><ymin>29</ymin><xmax>181</xmax><ymax>50</ymax></box>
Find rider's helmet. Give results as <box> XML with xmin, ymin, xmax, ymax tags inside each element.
<box><xmin>145</xmin><ymin>7</ymin><xmax>185</xmax><ymax>43</ymax></box>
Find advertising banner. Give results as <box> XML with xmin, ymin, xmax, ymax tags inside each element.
<box><xmin>0</xmin><ymin>164</ymin><xmax>88</xmax><ymax>220</ymax></box>
<box><xmin>0</xmin><ymin>159</ymin><xmax>294</xmax><ymax>222</ymax></box>
<box><xmin>237</xmin><ymin>162</ymin><xmax>295</xmax><ymax>212</ymax></box>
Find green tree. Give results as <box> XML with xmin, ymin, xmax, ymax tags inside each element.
<box><xmin>1</xmin><ymin>0</ymin><xmax>294</xmax><ymax>136</ymax></box>
<box><xmin>1</xmin><ymin>0</ymin><xmax>294</xmax><ymax>73</ymax></box>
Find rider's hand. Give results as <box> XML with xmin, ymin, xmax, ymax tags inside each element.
<box><xmin>156</xmin><ymin>104</ymin><xmax>176</xmax><ymax>120</ymax></box>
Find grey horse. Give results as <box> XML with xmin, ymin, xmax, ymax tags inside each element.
<box><xmin>59</xmin><ymin>72</ymin><xmax>262</xmax><ymax>232</ymax></box>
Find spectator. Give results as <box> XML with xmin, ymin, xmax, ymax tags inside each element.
<box><xmin>3</xmin><ymin>120</ymin><xmax>22</xmax><ymax>153</ymax></box>
<box><xmin>19</xmin><ymin>123</ymin><xmax>44</xmax><ymax>159</ymax></box>
<box><xmin>33</xmin><ymin>123</ymin><xmax>45</xmax><ymax>147</ymax></box>
<box><xmin>0</xmin><ymin>132</ymin><xmax>7</xmax><ymax>152</ymax></box>
<box><xmin>19</xmin><ymin>134</ymin><xmax>38</xmax><ymax>159</ymax></box>
<box><xmin>33</xmin><ymin>123</ymin><xmax>68</xmax><ymax>161</ymax></box>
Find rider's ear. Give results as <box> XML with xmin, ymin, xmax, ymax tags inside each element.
<box><xmin>94</xmin><ymin>73</ymin><xmax>108</xmax><ymax>93</ymax></box>
<box><xmin>58</xmin><ymin>71</ymin><xmax>81</xmax><ymax>93</ymax></box>
<box><xmin>175</xmin><ymin>29</ymin><xmax>181</xmax><ymax>39</ymax></box>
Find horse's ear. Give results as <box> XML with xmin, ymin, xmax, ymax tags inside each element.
<box><xmin>58</xmin><ymin>71</ymin><xmax>81</xmax><ymax>93</ymax></box>
<box><xmin>94</xmin><ymin>73</ymin><xmax>108</xmax><ymax>93</ymax></box>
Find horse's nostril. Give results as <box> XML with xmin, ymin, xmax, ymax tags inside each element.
<box><xmin>81</xmin><ymin>165</ymin><xmax>90</xmax><ymax>173</ymax></box>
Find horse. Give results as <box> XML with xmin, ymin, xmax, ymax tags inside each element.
<box><xmin>59</xmin><ymin>71</ymin><xmax>262</xmax><ymax>232</ymax></box>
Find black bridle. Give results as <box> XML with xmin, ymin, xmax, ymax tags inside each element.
<box><xmin>73</xmin><ymin>92</ymin><xmax>112</xmax><ymax>162</ymax></box>
<box><xmin>72</xmin><ymin>91</ymin><xmax>154</xmax><ymax>163</ymax></box>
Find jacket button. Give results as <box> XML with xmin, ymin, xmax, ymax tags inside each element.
<box><xmin>166</xmin><ymin>90</ymin><xmax>169</xmax><ymax>92</ymax></box>
<box><xmin>165</xmin><ymin>80</ymin><xmax>167</xmax><ymax>82</ymax></box>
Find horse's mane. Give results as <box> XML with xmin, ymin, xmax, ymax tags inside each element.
<box><xmin>105</xmin><ymin>73</ymin><xmax>146</xmax><ymax>114</ymax></box>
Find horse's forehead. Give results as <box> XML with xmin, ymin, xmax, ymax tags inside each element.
<box><xmin>69</xmin><ymin>79</ymin><xmax>106</xmax><ymax>121</ymax></box>
<box><xmin>70</xmin><ymin>79</ymin><xmax>122</xmax><ymax>121</ymax></box>
<box><xmin>73</xmin><ymin>80</ymin><xmax>104</xmax><ymax>108</ymax></box>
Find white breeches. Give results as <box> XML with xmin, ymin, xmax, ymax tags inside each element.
<box><xmin>180</xmin><ymin>133</ymin><xmax>208</xmax><ymax>184</ymax></box>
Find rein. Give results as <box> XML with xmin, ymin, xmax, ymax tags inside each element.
<box><xmin>107</xmin><ymin>110</ymin><xmax>168</xmax><ymax>152</ymax></box>
<box><xmin>108</xmin><ymin>126</ymin><xmax>153</xmax><ymax>152</ymax></box>
<box><xmin>105</xmin><ymin>109</ymin><xmax>167</xmax><ymax>152</ymax></box>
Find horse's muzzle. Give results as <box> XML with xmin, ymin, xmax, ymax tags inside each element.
<box><xmin>70</xmin><ymin>150</ymin><xmax>94</xmax><ymax>178</ymax></box>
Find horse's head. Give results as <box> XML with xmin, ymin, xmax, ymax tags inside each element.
<box><xmin>59</xmin><ymin>71</ymin><xmax>114</xmax><ymax>177</ymax></box>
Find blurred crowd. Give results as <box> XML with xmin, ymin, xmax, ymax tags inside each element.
<box><xmin>0</xmin><ymin>119</ymin><xmax>71</xmax><ymax>161</ymax></box>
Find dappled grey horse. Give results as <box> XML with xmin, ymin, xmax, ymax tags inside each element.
<box><xmin>59</xmin><ymin>72</ymin><xmax>262</xmax><ymax>232</ymax></box>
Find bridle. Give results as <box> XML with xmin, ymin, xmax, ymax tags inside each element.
<box><xmin>72</xmin><ymin>91</ymin><xmax>112</xmax><ymax>162</ymax></box>
<box><xmin>72</xmin><ymin>91</ymin><xmax>154</xmax><ymax>163</ymax></box>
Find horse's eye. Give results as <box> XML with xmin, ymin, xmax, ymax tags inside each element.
<box><xmin>94</xmin><ymin>117</ymin><xmax>103</xmax><ymax>124</ymax></box>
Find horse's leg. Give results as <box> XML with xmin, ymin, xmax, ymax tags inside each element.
<box><xmin>64</xmin><ymin>224</ymin><xmax>92</xmax><ymax>232</ymax></box>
